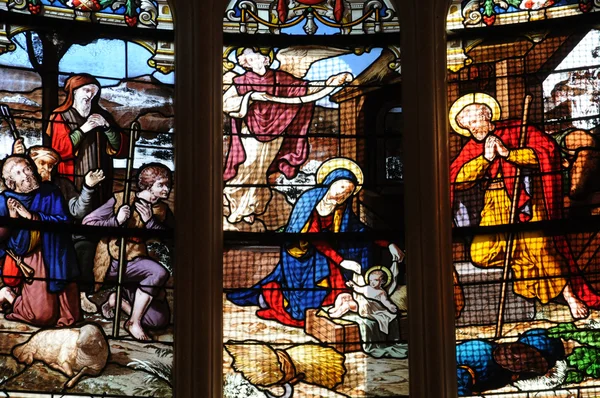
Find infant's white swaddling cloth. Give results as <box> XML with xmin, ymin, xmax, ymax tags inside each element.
<box><xmin>351</xmin><ymin>261</ymin><xmax>400</xmax><ymax>334</ymax></box>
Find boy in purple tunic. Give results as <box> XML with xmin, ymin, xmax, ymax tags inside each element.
<box><xmin>83</xmin><ymin>163</ymin><xmax>174</xmax><ymax>341</ymax></box>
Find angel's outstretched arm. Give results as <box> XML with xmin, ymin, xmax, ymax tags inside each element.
<box><xmin>307</xmin><ymin>80</ymin><xmax>327</xmax><ymax>94</ymax></box>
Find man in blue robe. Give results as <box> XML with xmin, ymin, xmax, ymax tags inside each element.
<box><xmin>0</xmin><ymin>155</ymin><xmax>80</xmax><ymax>327</ymax></box>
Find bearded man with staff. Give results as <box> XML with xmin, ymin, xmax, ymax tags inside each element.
<box><xmin>449</xmin><ymin>92</ymin><xmax>600</xmax><ymax>323</ymax></box>
<box><xmin>46</xmin><ymin>74</ymin><xmax>129</xmax><ymax>205</ymax></box>
<box><xmin>222</xmin><ymin>46</ymin><xmax>354</xmax><ymax>229</ymax></box>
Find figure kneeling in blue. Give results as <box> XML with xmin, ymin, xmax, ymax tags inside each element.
<box><xmin>227</xmin><ymin>158</ymin><xmax>403</xmax><ymax>328</ymax></box>
<box><xmin>456</xmin><ymin>328</ymin><xmax>565</xmax><ymax>396</ymax></box>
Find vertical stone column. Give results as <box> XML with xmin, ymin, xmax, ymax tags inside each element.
<box><xmin>172</xmin><ymin>1</ymin><xmax>223</xmax><ymax>397</ymax></box>
<box><xmin>399</xmin><ymin>0</ymin><xmax>457</xmax><ymax>397</ymax></box>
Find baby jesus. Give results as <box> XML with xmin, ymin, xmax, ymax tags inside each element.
<box><xmin>328</xmin><ymin>268</ymin><xmax>398</xmax><ymax>320</ymax></box>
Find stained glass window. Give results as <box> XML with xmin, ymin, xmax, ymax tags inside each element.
<box><xmin>0</xmin><ymin>6</ymin><xmax>175</xmax><ymax>397</ymax></box>
<box><xmin>1</xmin><ymin>0</ymin><xmax>173</xmax><ymax>29</ymax></box>
<box><xmin>222</xmin><ymin>1</ymin><xmax>407</xmax><ymax>395</ymax></box>
<box><xmin>448</xmin><ymin>12</ymin><xmax>600</xmax><ymax>396</ymax></box>
<box><xmin>223</xmin><ymin>0</ymin><xmax>399</xmax><ymax>35</ymax></box>
<box><xmin>447</xmin><ymin>0</ymin><xmax>600</xmax><ymax>29</ymax></box>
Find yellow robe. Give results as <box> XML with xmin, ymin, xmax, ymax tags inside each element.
<box><xmin>455</xmin><ymin>149</ymin><xmax>566</xmax><ymax>303</ymax></box>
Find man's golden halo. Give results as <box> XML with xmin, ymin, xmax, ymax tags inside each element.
<box><xmin>316</xmin><ymin>158</ymin><xmax>364</xmax><ymax>195</ymax></box>
<box><xmin>449</xmin><ymin>92</ymin><xmax>502</xmax><ymax>137</ymax></box>
<box><xmin>364</xmin><ymin>265</ymin><xmax>393</xmax><ymax>289</ymax></box>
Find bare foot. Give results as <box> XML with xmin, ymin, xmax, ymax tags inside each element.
<box><xmin>125</xmin><ymin>320</ymin><xmax>150</xmax><ymax>341</ymax></box>
<box><xmin>80</xmin><ymin>293</ymin><xmax>97</xmax><ymax>314</ymax></box>
<box><xmin>101</xmin><ymin>293</ymin><xmax>116</xmax><ymax>319</ymax></box>
<box><xmin>564</xmin><ymin>285</ymin><xmax>590</xmax><ymax>319</ymax></box>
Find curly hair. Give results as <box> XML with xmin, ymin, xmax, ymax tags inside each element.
<box><xmin>137</xmin><ymin>163</ymin><xmax>173</xmax><ymax>191</ymax></box>
<box><xmin>2</xmin><ymin>155</ymin><xmax>38</xmax><ymax>190</ymax></box>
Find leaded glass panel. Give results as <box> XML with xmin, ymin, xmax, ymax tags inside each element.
<box><xmin>0</xmin><ymin>14</ymin><xmax>175</xmax><ymax>397</ymax></box>
<box><xmin>0</xmin><ymin>0</ymin><xmax>173</xmax><ymax>29</ymax></box>
<box><xmin>223</xmin><ymin>0</ymin><xmax>400</xmax><ymax>35</ymax></box>
<box><xmin>448</xmin><ymin>0</ymin><xmax>600</xmax><ymax>29</ymax></box>
<box><xmin>222</xmin><ymin>43</ymin><xmax>407</xmax><ymax>397</ymax></box>
<box><xmin>449</xmin><ymin>19</ymin><xmax>600</xmax><ymax>396</ymax></box>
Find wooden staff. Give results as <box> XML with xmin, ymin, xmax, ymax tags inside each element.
<box><xmin>0</xmin><ymin>104</ymin><xmax>20</xmax><ymax>140</ymax></box>
<box><xmin>112</xmin><ymin>121</ymin><xmax>140</xmax><ymax>338</ymax></box>
<box><xmin>495</xmin><ymin>94</ymin><xmax>532</xmax><ymax>339</ymax></box>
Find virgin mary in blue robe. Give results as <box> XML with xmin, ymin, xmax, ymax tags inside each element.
<box><xmin>227</xmin><ymin>167</ymin><xmax>374</xmax><ymax>327</ymax></box>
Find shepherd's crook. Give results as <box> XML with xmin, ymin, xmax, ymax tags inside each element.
<box><xmin>0</xmin><ymin>105</ymin><xmax>19</xmax><ymax>140</ymax></box>
<box><xmin>113</xmin><ymin>121</ymin><xmax>140</xmax><ymax>338</ymax></box>
<box><xmin>495</xmin><ymin>94</ymin><xmax>532</xmax><ymax>338</ymax></box>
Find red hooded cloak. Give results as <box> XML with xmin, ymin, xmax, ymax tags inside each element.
<box><xmin>450</xmin><ymin>120</ymin><xmax>600</xmax><ymax>308</ymax></box>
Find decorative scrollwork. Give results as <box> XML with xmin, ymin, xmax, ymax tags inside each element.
<box><xmin>365</xmin><ymin>0</ymin><xmax>383</xmax><ymax>12</ymax></box>
<box><xmin>138</xmin><ymin>0</ymin><xmax>158</xmax><ymax>26</ymax></box>
<box><xmin>224</xmin><ymin>0</ymin><xmax>399</xmax><ymax>35</ymax></box>
<box><xmin>238</xmin><ymin>0</ymin><xmax>258</xmax><ymax>13</ymax></box>
<box><xmin>225</xmin><ymin>8</ymin><xmax>242</xmax><ymax>22</ymax></box>
<box><xmin>463</xmin><ymin>0</ymin><xmax>483</xmax><ymax>26</ymax></box>
<box><xmin>388</xmin><ymin>45</ymin><xmax>401</xmax><ymax>73</ymax></box>
<box><xmin>380</xmin><ymin>7</ymin><xmax>394</xmax><ymax>21</ymax></box>
<box><xmin>222</xmin><ymin>46</ymin><xmax>237</xmax><ymax>72</ymax></box>
<box><xmin>7</xmin><ymin>0</ymin><xmax>27</xmax><ymax>11</ymax></box>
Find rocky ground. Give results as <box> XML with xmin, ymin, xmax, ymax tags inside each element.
<box><xmin>0</xmin><ymin>295</ymin><xmax>173</xmax><ymax>398</ymax></box>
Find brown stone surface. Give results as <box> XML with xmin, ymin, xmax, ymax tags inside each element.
<box><xmin>454</xmin><ymin>261</ymin><xmax>536</xmax><ymax>326</ymax></box>
<box><xmin>223</xmin><ymin>248</ymin><xmax>280</xmax><ymax>290</ymax></box>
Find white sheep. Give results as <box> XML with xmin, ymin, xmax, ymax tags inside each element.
<box><xmin>12</xmin><ymin>323</ymin><xmax>109</xmax><ymax>389</ymax></box>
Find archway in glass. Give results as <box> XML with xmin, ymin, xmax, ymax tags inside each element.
<box><xmin>0</xmin><ymin>2</ymin><xmax>175</xmax><ymax>396</ymax></box>
<box><xmin>448</xmin><ymin>1</ymin><xmax>600</xmax><ymax>396</ymax></box>
<box><xmin>222</xmin><ymin>1</ymin><xmax>407</xmax><ymax>397</ymax></box>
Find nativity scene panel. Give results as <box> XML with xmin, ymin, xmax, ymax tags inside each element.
<box><xmin>448</xmin><ymin>4</ymin><xmax>600</xmax><ymax>395</ymax></box>
<box><xmin>0</xmin><ymin>8</ymin><xmax>176</xmax><ymax>397</ymax></box>
<box><xmin>221</xmin><ymin>2</ymin><xmax>407</xmax><ymax>394</ymax></box>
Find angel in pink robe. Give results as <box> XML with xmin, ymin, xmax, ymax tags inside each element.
<box><xmin>222</xmin><ymin>47</ymin><xmax>353</xmax><ymax>229</ymax></box>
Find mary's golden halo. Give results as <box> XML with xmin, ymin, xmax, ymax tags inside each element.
<box><xmin>316</xmin><ymin>158</ymin><xmax>364</xmax><ymax>195</ymax></box>
<box><xmin>449</xmin><ymin>93</ymin><xmax>502</xmax><ymax>137</ymax></box>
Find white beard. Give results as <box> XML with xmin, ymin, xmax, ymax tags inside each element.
<box><xmin>74</xmin><ymin>100</ymin><xmax>92</xmax><ymax>118</ymax></box>
<box><xmin>18</xmin><ymin>178</ymin><xmax>39</xmax><ymax>193</ymax></box>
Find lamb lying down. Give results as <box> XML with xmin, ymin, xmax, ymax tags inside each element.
<box><xmin>12</xmin><ymin>323</ymin><xmax>110</xmax><ymax>389</ymax></box>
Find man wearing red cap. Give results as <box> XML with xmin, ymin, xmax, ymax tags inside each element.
<box><xmin>46</xmin><ymin>74</ymin><xmax>128</xmax><ymax>204</ymax></box>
